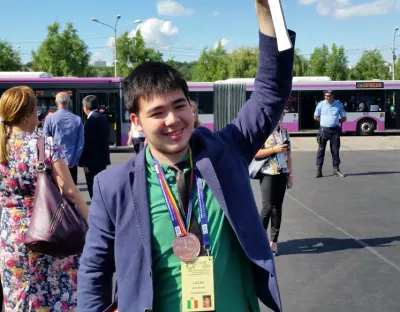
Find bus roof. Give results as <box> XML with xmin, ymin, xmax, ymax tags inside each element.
<box><xmin>0</xmin><ymin>77</ymin><xmax>122</xmax><ymax>83</ymax></box>
<box><xmin>214</xmin><ymin>76</ymin><xmax>332</xmax><ymax>84</ymax></box>
<box><xmin>0</xmin><ymin>72</ymin><xmax>54</xmax><ymax>78</ymax></box>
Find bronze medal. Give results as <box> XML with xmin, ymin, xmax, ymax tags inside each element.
<box><xmin>173</xmin><ymin>233</ymin><xmax>201</xmax><ymax>262</ymax></box>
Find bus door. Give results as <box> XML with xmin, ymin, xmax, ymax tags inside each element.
<box><xmin>299</xmin><ymin>90</ymin><xmax>322</xmax><ymax>130</ymax></box>
<box><xmin>78</xmin><ymin>91</ymin><xmax>120</xmax><ymax>146</ymax></box>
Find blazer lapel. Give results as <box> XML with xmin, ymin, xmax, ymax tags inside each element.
<box><xmin>194</xmin><ymin>154</ymin><xmax>231</xmax><ymax>221</ymax></box>
<box><xmin>130</xmin><ymin>150</ymin><xmax>152</xmax><ymax>266</ymax></box>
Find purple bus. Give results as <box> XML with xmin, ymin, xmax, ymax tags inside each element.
<box><xmin>0</xmin><ymin>73</ymin><xmax>216</xmax><ymax>146</ymax></box>
<box><xmin>2</xmin><ymin>73</ymin><xmax>399</xmax><ymax>147</ymax></box>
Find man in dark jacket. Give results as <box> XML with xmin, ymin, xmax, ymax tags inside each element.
<box><xmin>79</xmin><ymin>95</ymin><xmax>111</xmax><ymax>198</ymax></box>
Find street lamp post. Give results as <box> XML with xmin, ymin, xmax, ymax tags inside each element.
<box><xmin>91</xmin><ymin>16</ymin><xmax>142</xmax><ymax>78</ymax></box>
<box><xmin>392</xmin><ymin>26</ymin><xmax>399</xmax><ymax>81</ymax></box>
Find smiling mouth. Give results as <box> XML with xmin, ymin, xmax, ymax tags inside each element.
<box><xmin>165</xmin><ymin>129</ymin><xmax>184</xmax><ymax>137</ymax></box>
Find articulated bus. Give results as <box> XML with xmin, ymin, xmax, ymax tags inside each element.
<box><xmin>226</xmin><ymin>77</ymin><xmax>400</xmax><ymax>135</ymax></box>
<box><xmin>1</xmin><ymin>72</ymin><xmax>400</xmax><ymax>147</ymax></box>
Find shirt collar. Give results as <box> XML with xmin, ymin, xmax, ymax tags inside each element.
<box><xmin>145</xmin><ymin>145</ymin><xmax>191</xmax><ymax>172</ymax></box>
<box><xmin>88</xmin><ymin>109</ymin><xmax>98</xmax><ymax>119</ymax></box>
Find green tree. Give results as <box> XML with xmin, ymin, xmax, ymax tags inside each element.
<box><xmin>89</xmin><ymin>66</ymin><xmax>114</xmax><ymax>77</ymax></box>
<box><xmin>351</xmin><ymin>50</ymin><xmax>390</xmax><ymax>80</ymax></box>
<box><xmin>192</xmin><ymin>41</ymin><xmax>229</xmax><ymax>81</ymax></box>
<box><xmin>228</xmin><ymin>47</ymin><xmax>259</xmax><ymax>78</ymax></box>
<box><xmin>326</xmin><ymin>44</ymin><xmax>348</xmax><ymax>80</ymax></box>
<box><xmin>309</xmin><ymin>44</ymin><xmax>329</xmax><ymax>76</ymax></box>
<box><xmin>294</xmin><ymin>48</ymin><xmax>311</xmax><ymax>76</ymax></box>
<box><xmin>31</xmin><ymin>22</ymin><xmax>91</xmax><ymax>77</ymax></box>
<box><xmin>165</xmin><ymin>59</ymin><xmax>196</xmax><ymax>81</ymax></box>
<box><xmin>0</xmin><ymin>40</ymin><xmax>22</xmax><ymax>71</ymax></box>
<box><xmin>394</xmin><ymin>58</ymin><xmax>400</xmax><ymax>80</ymax></box>
<box><xmin>116</xmin><ymin>30</ymin><xmax>163</xmax><ymax>77</ymax></box>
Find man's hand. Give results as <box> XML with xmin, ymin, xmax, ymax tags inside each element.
<box><xmin>84</xmin><ymin>167</ymin><xmax>89</xmax><ymax>174</ymax></box>
<box><xmin>255</xmin><ymin>0</ymin><xmax>276</xmax><ymax>37</ymax></box>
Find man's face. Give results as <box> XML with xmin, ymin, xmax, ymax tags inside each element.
<box><xmin>324</xmin><ymin>92</ymin><xmax>334</xmax><ymax>104</ymax></box>
<box><xmin>131</xmin><ymin>89</ymin><xmax>195</xmax><ymax>156</ymax></box>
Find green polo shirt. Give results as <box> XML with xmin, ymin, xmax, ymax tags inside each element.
<box><xmin>145</xmin><ymin>146</ymin><xmax>260</xmax><ymax>312</ymax></box>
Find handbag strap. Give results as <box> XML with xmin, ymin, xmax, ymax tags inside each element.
<box><xmin>37</xmin><ymin>137</ymin><xmax>46</xmax><ymax>172</ymax></box>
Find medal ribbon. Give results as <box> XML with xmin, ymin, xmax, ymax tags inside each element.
<box><xmin>153</xmin><ymin>149</ymin><xmax>211</xmax><ymax>252</ymax></box>
<box><xmin>153</xmin><ymin>149</ymin><xmax>194</xmax><ymax>237</ymax></box>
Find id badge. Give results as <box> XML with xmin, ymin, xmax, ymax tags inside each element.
<box><xmin>181</xmin><ymin>256</ymin><xmax>215</xmax><ymax>311</ymax></box>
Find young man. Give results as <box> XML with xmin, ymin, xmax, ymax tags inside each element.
<box><xmin>77</xmin><ymin>1</ymin><xmax>295</xmax><ymax>311</ymax></box>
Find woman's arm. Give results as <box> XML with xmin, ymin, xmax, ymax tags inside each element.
<box><xmin>52</xmin><ymin>159</ymin><xmax>89</xmax><ymax>220</ymax></box>
<box><xmin>255</xmin><ymin>141</ymin><xmax>288</xmax><ymax>159</ymax></box>
<box><xmin>255</xmin><ymin>146</ymin><xmax>276</xmax><ymax>159</ymax></box>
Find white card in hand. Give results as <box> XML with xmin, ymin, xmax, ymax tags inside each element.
<box><xmin>268</xmin><ymin>0</ymin><xmax>292</xmax><ymax>51</ymax></box>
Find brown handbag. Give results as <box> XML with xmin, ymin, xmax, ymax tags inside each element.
<box><xmin>24</xmin><ymin>137</ymin><xmax>88</xmax><ymax>257</ymax></box>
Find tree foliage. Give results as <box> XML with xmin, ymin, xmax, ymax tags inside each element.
<box><xmin>8</xmin><ymin>20</ymin><xmax>394</xmax><ymax>81</ymax></box>
<box><xmin>228</xmin><ymin>47</ymin><xmax>259</xmax><ymax>78</ymax></box>
<box><xmin>0</xmin><ymin>41</ymin><xmax>22</xmax><ymax>71</ymax></box>
<box><xmin>31</xmin><ymin>22</ymin><xmax>91</xmax><ymax>77</ymax></box>
<box><xmin>326</xmin><ymin>44</ymin><xmax>348</xmax><ymax>80</ymax></box>
<box><xmin>116</xmin><ymin>30</ymin><xmax>163</xmax><ymax>77</ymax></box>
<box><xmin>350</xmin><ymin>50</ymin><xmax>389</xmax><ymax>80</ymax></box>
<box><xmin>310</xmin><ymin>44</ymin><xmax>329</xmax><ymax>76</ymax></box>
<box><xmin>192</xmin><ymin>42</ymin><xmax>230</xmax><ymax>81</ymax></box>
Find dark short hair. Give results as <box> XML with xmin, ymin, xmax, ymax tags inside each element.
<box><xmin>82</xmin><ymin>95</ymin><xmax>99</xmax><ymax>111</ymax></box>
<box><xmin>324</xmin><ymin>90</ymin><xmax>334</xmax><ymax>96</ymax></box>
<box><xmin>123</xmin><ymin>61</ymin><xmax>190</xmax><ymax>115</ymax></box>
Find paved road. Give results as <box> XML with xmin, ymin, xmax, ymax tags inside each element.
<box><xmin>77</xmin><ymin>139</ymin><xmax>400</xmax><ymax>311</ymax></box>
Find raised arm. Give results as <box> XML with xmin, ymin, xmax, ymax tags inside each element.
<box><xmin>215</xmin><ymin>0</ymin><xmax>295</xmax><ymax>163</ymax></box>
<box><xmin>77</xmin><ymin>177</ymin><xmax>115</xmax><ymax>311</ymax></box>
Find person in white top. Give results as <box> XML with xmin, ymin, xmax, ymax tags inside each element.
<box><xmin>127</xmin><ymin>122</ymin><xmax>145</xmax><ymax>154</ymax></box>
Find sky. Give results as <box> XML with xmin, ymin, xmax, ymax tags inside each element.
<box><xmin>1</xmin><ymin>0</ymin><xmax>400</xmax><ymax>69</ymax></box>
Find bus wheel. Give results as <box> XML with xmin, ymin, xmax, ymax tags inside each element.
<box><xmin>358</xmin><ymin>119</ymin><xmax>375</xmax><ymax>136</ymax></box>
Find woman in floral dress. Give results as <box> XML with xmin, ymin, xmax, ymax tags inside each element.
<box><xmin>254</xmin><ymin>112</ymin><xmax>294</xmax><ymax>256</ymax></box>
<box><xmin>0</xmin><ymin>86</ymin><xmax>89</xmax><ymax>311</ymax></box>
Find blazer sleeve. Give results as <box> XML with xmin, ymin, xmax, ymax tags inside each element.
<box><xmin>214</xmin><ymin>30</ymin><xmax>296</xmax><ymax>164</ymax></box>
<box><xmin>77</xmin><ymin>176</ymin><xmax>115</xmax><ymax>311</ymax></box>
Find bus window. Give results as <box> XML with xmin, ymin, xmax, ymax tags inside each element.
<box><xmin>334</xmin><ymin>90</ymin><xmax>385</xmax><ymax>113</ymax></box>
<box><xmin>34</xmin><ymin>89</ymin><xmax>74</xmax><ymax>114</ymax></box>
<box><xmin>246</xmin><ymin>91</ymin><xmax>252</xmax><ymax>101</ymax></box>
<box><xmin>189</xmin><ymin>91</ymin><xmax>213</xmax><ymax>114</ymax></box>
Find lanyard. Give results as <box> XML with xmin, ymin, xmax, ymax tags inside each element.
<box><xmin>196</xmin><ymin>175</ymin><xmax>211</xmax><ymax>252</ymax></box>
<box><xmin>152</xmin><ymin>151</ymin><xmax>211</xmax><ymax>251</ymax></box>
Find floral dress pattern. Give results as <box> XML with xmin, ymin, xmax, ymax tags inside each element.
<box><xmin>0</xmin><ymin>132</ymin><xmax>79</xmax><ymax>311</ymax></box>
<box><xmin>260</xmin><ymin>125</ymin><xmax>291</xmax><ymax>175</ymax></box>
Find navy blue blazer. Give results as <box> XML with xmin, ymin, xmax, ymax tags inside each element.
<box><xmin>77</xmin><ymin>30</ymin><xmax>296</xmax><ymax>312</ymax></box>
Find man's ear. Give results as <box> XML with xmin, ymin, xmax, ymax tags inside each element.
<box><xmin>130</xmin><ymin>113</ymin><xmax>143</xmax><ymax>132</ymax></box>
